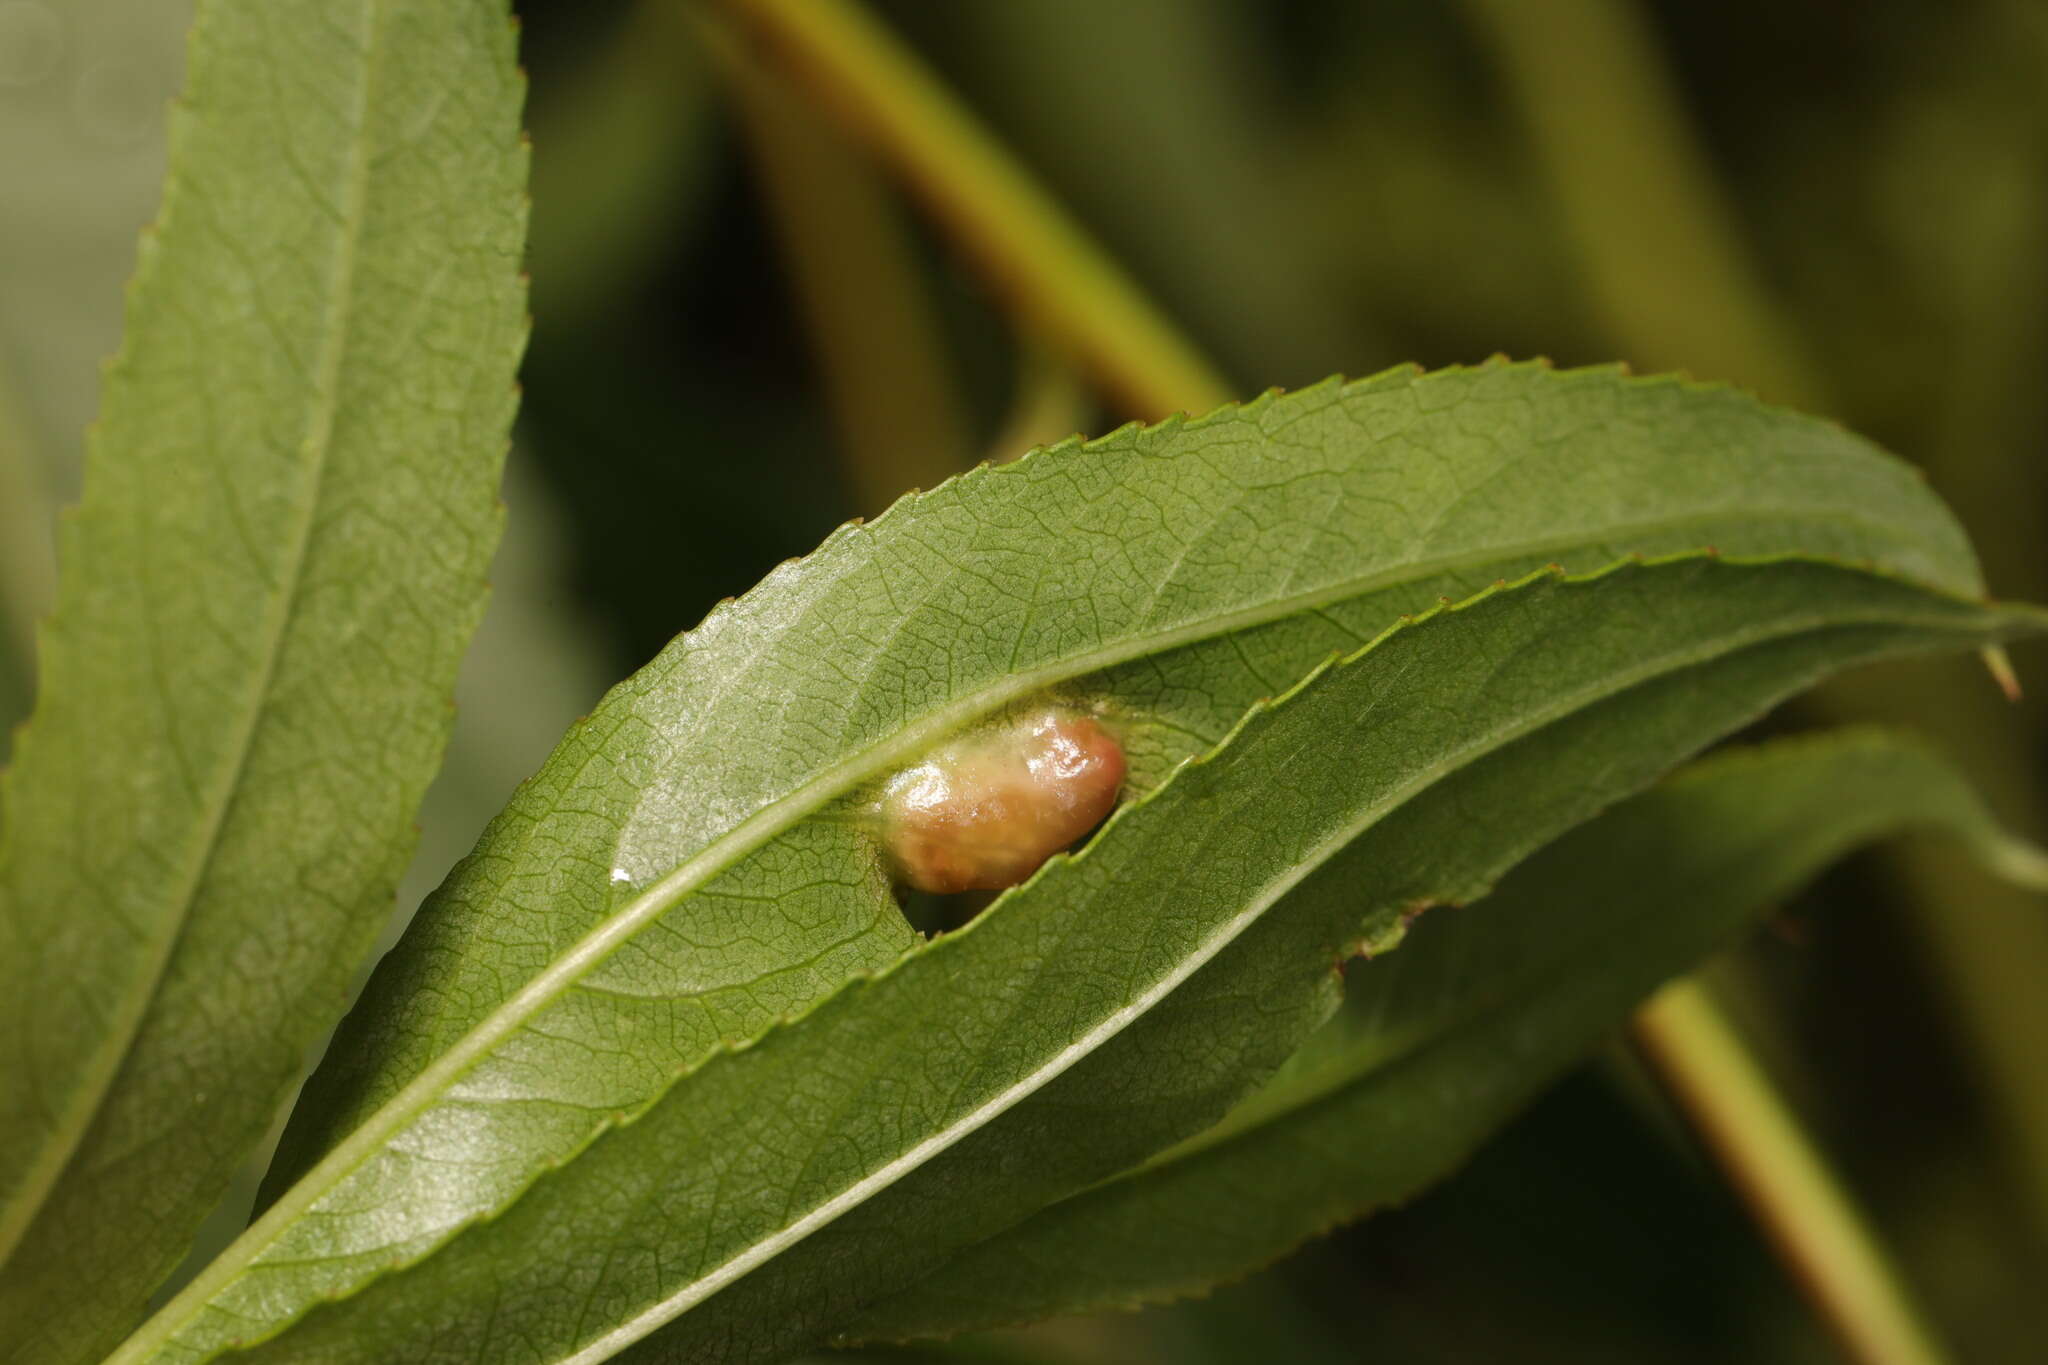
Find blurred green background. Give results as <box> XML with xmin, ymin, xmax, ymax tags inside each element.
<box><xmin>4</xmin><ymin>1</ymin><xmax>2047</xmax><ymax>1360</ymax></box>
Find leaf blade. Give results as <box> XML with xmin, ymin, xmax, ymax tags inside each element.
<box><xmin>0</xmin><ymin>0</ymin><xmax>528</xmax><ymax>1358</ymax></box>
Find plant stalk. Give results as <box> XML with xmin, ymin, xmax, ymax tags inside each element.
<box><xmin>708</xmin><ymin>10</ymin><xmax>971</xmax><ymax>514</ymax></box>
<box><xmin>715</xmin><ymin>0</ymin><xmax>1233</xmax><ymax>421</ymax></box>
<box><xmin>1457</xmin><ymin>0</ymin><xmax>1827</xmax><ymax>411</ymax></box>
<box><xmin>1634</xmin><ymin>979</ymin><xmax>1953</xmax><ymax>1365</ymax></box>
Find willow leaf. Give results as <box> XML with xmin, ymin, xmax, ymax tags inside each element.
<box><xmin>133</xmin><ymin>363</ymin><xmax>1998</xmax><ymax>1358</ymax></box>
<box><xmin>225</xmin><ymin>364</ymin><xmax>1973</xmax><ymax>1321</ymax></box>
<box><xmin>126</xmin><ymin>553</ymin><xmax>2042</xmax><ymax>1365</ymax></box>
<box><xmin>0</xmin><ymin>1</ymin><xmax>528</xmax><ymax>1360</ymax></box>
<box><xmin>144</xmin><ymin>361</ymin><xmax>1993</xmax><ymax>1357</ymax></box>
<box><xmin>843</xmin><ymin>727</ymin><xmax>2048</xmax><ymax>1339</ymax></box>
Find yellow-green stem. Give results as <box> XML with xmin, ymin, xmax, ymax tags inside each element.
<box><xmin>1634</xmin><ymin>980</ymin><xmax>1953</xmax><ymax>1365</ymax></box>
<box><xmin>527</xmin><ymin>1</ymin><xmax>716</xmax><ymax>328</ymax></box>
<box><xmin>716</xmin><ymin>0</ymin><xmax>1232</xmax><ymax>420</ymax></box>
<box><xmin>1458</xmin><ymin>0</ymin><xmax>1826</xmax><ymax>411</ymax></box>
<box><xmin>708</xmin><ymin>12</ymin><xmax>971</xmax><ymax>515</ymax></box>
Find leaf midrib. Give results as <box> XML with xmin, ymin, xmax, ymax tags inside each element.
<box><xmin>0</xmin><ymin>0</ymin><xmax>386</xmax><ymax>1268</ymax></box>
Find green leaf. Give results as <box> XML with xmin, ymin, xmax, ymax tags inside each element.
<box><xmin>840</xmin><ymin>727</ymin><xmax>2048</xmax><ymax>1341</ymax></box>
<box><xmin>133</xmin><ymin>550</ymin><xmax>2041</xmax><ymax>1365</ymax></box>
<box><xmin>0</xmin><ymin>0</ymin><xmax>528</xmax><ymax>1358</ymax></box>
<box><xmin>265</xmin><ymin>362</ymin><xmax>1977</xmax><ymax>1221</ymax></box>
<box><xmin>124</xmin><ymin>362</ymin><xmax>1999</xmax><ymax>1361</ymax></box>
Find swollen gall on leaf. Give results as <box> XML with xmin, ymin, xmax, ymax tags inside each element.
<box><xmin>880</xmin><ymin>709</ymin><xmax>1126</xmax><ymax>894</ymax></box>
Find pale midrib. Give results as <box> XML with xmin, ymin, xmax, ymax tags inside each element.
<box><xmin>133</xmin><ymin>532</ymin><xmax>1933</xmax><ymax>1359</ymax></box>
<box><xmin>0</xmin><ymin>0</ymin><xmax>387</xmax><ymax>1270</ymax></box>
<box><xmin>563</xmin><ymin>594</ymin><xmax>1951</xmax><ymax>1364</ymax></box>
